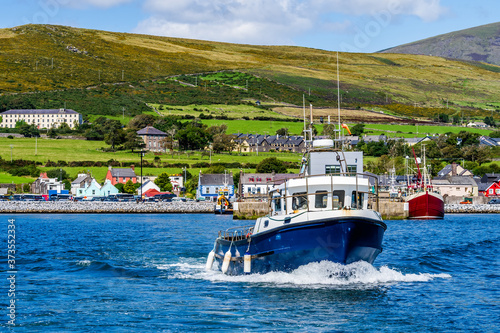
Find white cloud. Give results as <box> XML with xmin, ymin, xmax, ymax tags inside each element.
<box><xmin>133</xmin><ymin>0</ymin><xmax>448</xmax><ymax>45</ymax></box>
<box><xmin>61</xmin><ymin>0</ymin><xmax>133</xmax><ymax>9</ymax></box>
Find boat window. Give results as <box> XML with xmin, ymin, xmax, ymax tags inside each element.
<box><xmin>315</xmin><ymin>191</ymin><xmax>328</xmax><ymax>208</ymax></box>
<box><xmin>273</xmin><ymin>197</ymin><xmax>282</xmax><ymax>212</ymax></box>
<box><xmin>326</xmin><ymin>165</ymin><xmax>341</xmax><ymax>175</ymax></box>
<box><xmin>264</xmin><ymin>220</ymin><xmax>269</xmax><ymax>228</ymax></box>
<box><xmin>351</xmin><ymin>191</ymin><xmax>364</xmax><ymax>209</ymax></box>
<box><xmin>292</xmin><ymin>192</ymin><xmax>308</xmax><ymax>210</ymax></box>
<box><xmin>333</xmin><ymin>190</ymin><xmax>345</xmax><ymax>209</ymax></box>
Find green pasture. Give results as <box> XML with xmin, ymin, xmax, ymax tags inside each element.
<box><xmin>198</xmin><ymin>119</ymin><xmax>307</xmax><ymax>136</ymax></box>
<box><xmin>151</xmin><ymin>103</ymin><xmax>293</xmax><ymax>120</ymax></box>
<box><xmin>0</xmin><ymin>172</ymin><xmax>34</xmax><ymax>184</ymax></box>
<box><xmin>363</xmin><ymin>124</ymin><xmax>493</xmax><ymax>138</ymax></box>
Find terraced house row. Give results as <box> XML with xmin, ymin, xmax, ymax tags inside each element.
<box><xmin>0</xmin><ymin>108</ymin><xmax>82</xmax><ymax>129</ymax></box>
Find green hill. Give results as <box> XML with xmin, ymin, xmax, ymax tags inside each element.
<box><xmin>1</xmin><ymin>24</ymin><xmax>500</xmax><ymax>120</ymax></box>
<box><xmin>379</xmin><ymin>22</ymin><xmax>500</xmax><ymax>66</ymax></box>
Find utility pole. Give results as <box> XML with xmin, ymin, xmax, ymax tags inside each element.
<box><xmin>122</xmin><ymin>107</ymin><xmax>125</xmax><ymax>119</ymax></box>
<box><xmin>10</xmin><ymin>145</ymin><xmax>13</xmax><ymax>162</ymax></box>
<box><xmin>137</xmin><ymin>150</ymin><xmax>146</xmax><ymax>200</ymax></box>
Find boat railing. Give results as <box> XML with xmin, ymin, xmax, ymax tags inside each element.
<box><xmin>218</xmin><ymin>225</ymin><xmax>254</xmax><ymax>241</ymax></box>
<box><xmin>267</xmin><ymin>172</ymin><xmax>379</xmax><ymax>215</ymax></box>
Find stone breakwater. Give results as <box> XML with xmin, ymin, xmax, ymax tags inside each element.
<box><xmin>0</xmin><ymin>201</ymin><xmax>214</xmax><ymax>214</ymax></box>
<box><xmin>445</xmin><ymin>204</ymin><xmax>500</xmax><ymax>214</ymax></box>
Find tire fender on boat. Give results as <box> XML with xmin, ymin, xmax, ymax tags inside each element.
<box><xmin>205</xmin><ymin>250</ymin><xmax>215</xmax><ymax>271</ymax></box>
<box><xmin>221</xmin><ymin>250</ymin><xmax>232</xmax><ymax>274</ymax></box>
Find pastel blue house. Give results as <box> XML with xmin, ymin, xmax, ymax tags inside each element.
<box><xmin>101</xmin><ymin>180</ymin><xmax>119</xmax><ymax>197</ymax></box>
<box><xmin>76</xmin><ymin>180</ymin><xmax>102</xmax><ymax>198</ymax></box>
<box><xmin>196</xmin><ymin>172</ymin><xmax>235</xmax><ymax>202</ymax></box>
<box><xmin>76</xmin><ymin>179</ymin><xmax>119</xmax><ymax>198</ymax></box>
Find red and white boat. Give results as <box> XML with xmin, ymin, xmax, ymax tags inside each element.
<box><xmin>405</xmin><ymin>147</ymin><xmax>444</xmax><ymax>219</ymax></box>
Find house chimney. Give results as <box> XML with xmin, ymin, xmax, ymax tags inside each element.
<box><xmin>130</xmin><ymin>164</ymin><xmax>135</xmax><ymax>171</ymax></box>
<box><xmin>451</xmin><ymin>162</ymin><xmax>457</xmax><ymax>176</ymax></box>
<box><xmin>108</xmin><ymin>165</ymin><xmax>112</xmax><ymax>171</ymax></box>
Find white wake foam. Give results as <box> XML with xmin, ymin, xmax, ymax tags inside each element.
<box><xmin>157</xmin><ymin>259</ymin><xmax>451</xmax><ymax>287</ymax></box>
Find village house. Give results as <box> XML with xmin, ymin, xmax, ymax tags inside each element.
<box><xmin>437</xmin><ymin>162</ymin><xmax>473</xmax><ymax>177</ymax></box>
<box><xmin>478</xmin><ymin>173</ymin><xmax>500</xmax><ymax>197</ymax></box>
<box><xmin>137</xmin><ymin>126</ymin><xmax>168</xmax><ymax>152</ymax></box>
<box><xmin>70</xmin><ymin>173</ymin><xmax>93</xmax><ymax>195</ymax></box>
<box><xmin>136</xmin><ymin>179</ymin><xmax>160</xmax><ymax>196</ymax></box>
<box><xmin>105</xmin><ymin>165</ymin><xmax>137</xmax><ymax>185</ymax></box>
<box><xmin>76</xmin><ymin>179</ymin><xmax>119</xmax><ymax>198</ymax></box>
<box><xmin>197</xmin><ymin>172</ymin><xmax>234</xmax><ymax>202</ymax></box>
<box><xmin>0</xmin><ymin>108</ymin><xmax>82</xmax><ymax>129</ymax></box>
<box><xmin>30</xmin><ymin>172</ymin><xmax>65</xmax><ymax>195</ymax></box>
<box><xmin>432</xmin><ymin>176</ymin><xmax>479</xmax><ymax>197</ymax></box>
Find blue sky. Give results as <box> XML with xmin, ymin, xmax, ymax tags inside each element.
<box><xmin>1</xmin><ymin>0</ymin><xmax>499</xmax><ymax>53</ymax></box>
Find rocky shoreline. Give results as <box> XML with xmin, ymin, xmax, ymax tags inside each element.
<box><xmin>0</xmin><ymin>201</ymin><xmax>214</xmax><ymax>214</ymax></box>
<box><xmin>0</xmin><ymin>201</ymin><xmax>497</xmax><ymax>215</ymax></box>
<box><xmin>445</xmin><ymin>204</ymin><xmax>500</xmax><ymax>214</ymax></box>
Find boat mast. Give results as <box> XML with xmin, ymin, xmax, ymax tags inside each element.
<box><xmin>337</xmin><ymin>51</ymin><xmax>341</xmax><ymax>150</ymax></box>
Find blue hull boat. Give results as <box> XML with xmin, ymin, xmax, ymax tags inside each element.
<box><xmin>206</xmin><ymin>139</ymin><xmax>387</xmax><ymax>275</ymax></box>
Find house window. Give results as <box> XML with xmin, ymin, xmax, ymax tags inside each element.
<box><xmin>115</xmin><ymin>177</ymin><xmax>118</xmax><ymax>182</ymax></box>
<box><xmin>205</xmin><ymin>187</ymin><xmax>209</xmax><ymax>194</ymax></box>
<box><xmin>92</xmin><ymin>190</ymin><xmax>95</xmax><ymax>195</ymax></box>
<box><xmin>456</xmin><ymin>187</ymin><xmax>460</xmax><ymax>191</ymax></box>
<box><xmin>489</xmin><ymin>189</ymin><xmax>494</xmax><ymax>194</ymax></box>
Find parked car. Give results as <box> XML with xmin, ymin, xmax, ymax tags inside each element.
<box><xmin>154</xmin><ymin>193</ymin><xmax>176</xmax><ymax>202</ymax></box>
<box><xmin>488</xmin><ymin>198</ymin><xmax>500</xmax><ymax>204</ymax></box>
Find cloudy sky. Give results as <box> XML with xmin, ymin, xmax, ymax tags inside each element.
<box><xmin>2</xmin><ymin>0</ymin><xmax>499</xmax><ymax>52</ymax></box>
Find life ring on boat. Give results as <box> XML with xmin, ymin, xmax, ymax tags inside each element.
<box><xmin>246</xmin><ymin>232</ymin><xmax>252</xmax><ymax>239</ymax></box>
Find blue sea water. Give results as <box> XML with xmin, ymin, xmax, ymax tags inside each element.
<box><xmin>1</xmin><ymin>213</ymin><xmax>499</xmax><ymax>332</ymax></box>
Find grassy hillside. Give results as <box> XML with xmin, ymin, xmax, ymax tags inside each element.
<box><xmin>380</xmin><ymin>22</ymin><xmax>500</xmax><ymax>66</ymax></box>
<box><xmin>1</xmin><ymin>24</ymin><xmax>500</xmax><ymax>117</ymax></box>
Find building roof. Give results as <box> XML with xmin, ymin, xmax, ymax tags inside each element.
<box><xmin>199</xmin><ymin>173</ymin><xmax>234</xmax><ymax>186</ymax></box>
<box><xmin>137</xmin><ymin>126</ymin><xmax>167</xmax><ymax>136</ymax></box>
<box><xmin>109</xmin><ymin>168</ymin><xmax>137</xmax><ymax>178</ymax></box>
<box><xmin>2</xmin><ymin>109</ymin><xmax>79</xmax><ymax>115</ymax></box>
<box><xmin>240</xmin><ymin>173</ymin><xmax>274</xmax><ymax>184</ymax></box>
<box><xmin>71</xmin><ymin>174</ymin><xmax>90</xmax><ymax>184</ymax></box>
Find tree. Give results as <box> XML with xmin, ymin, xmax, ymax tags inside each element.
<box><xmin>256</xmin><ymin>157</ymin><xmax>287</xmax><ymax>173</ymax></box>
<box><xmin>123</xmin><ymin>130</ymin><xmax>145</xmax><ymax>152</ymax></box>
<box><xmin>154</xmin><ymin>172</ymin><xmax>173</xmax><ymax>192</ymax></box>
<box><xmin>484</xmin><ymin>116</ymin><xmax>496</xmax><ymax>127</ymax></box>
<box><xmin>207</xmin><ymin>124</ymin><xmax>227</xmax><ymax>136</ymax></box>
<box><xmin>322</xmin><ymin>124</ymin><xmax>336</xmax><ymax>138</ymax></box>
<box><xmin>366</xmin><ymin>141</ymin><xmax>388</xmax><ymax>157</ymax></box>
<box><xmin>489</xmin><ymin>130</ymin><xmax>500</xmax><ymax>138</ymax></box>
<box><xmin>276</xmin><ymin>127</ymin><xmax>289</xmax><ymax>136</ymax></box>
<box><xmin>350</xmin><ymin>124</ymin><xmax>365</xmax><ymax>136</ymax></box>
<box><xmin>47</xmin><ymin>128</ymin><xmax>57</xmax><ymax>138</ymax></box>
<box><xmin>176</xmin><ymin>124</ymin><xmax>211</xmax><ymax>150</ymax></box>
<box><xmin>123</xmin><ymin>179</ymin><xmax>136</xmax><ymax>194</ymax></box>
<box><xmin>128</xmin><ymin>114</ymin><xmax>157</xmax><ymax>130</ymax></box>
<box><xmin>46</xmin><ymin>168</ymin><xmax>68</xmax><ymax>180</ymax></box>
<box><xmin>104</xmin><ymin>128</ymin><xmax>125</xmax><ymax>150</ymax></box>
<box><xmin>212</xmin><ymin>133</ymin><xmax>236</xmax><ymax>153</ymax></box>
<box><xmin>19</xmin><ymin>124</ymin><xmax>40</xmax><ymax>138</ymax></box>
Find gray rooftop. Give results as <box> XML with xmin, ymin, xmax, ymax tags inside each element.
<box><xmin>2</xmin><ymin>109</ymin><xmax>79</xmax><ymax>115</ymax></box>
<box><xmin>137</xmin><ymin>126</ymin><xmax>167</xmax><ymax>136</ymax></box>
<box><xmin>199</xmin><ymin>173</ymin><xmax>234</xmax><ymax>186</ymax></box>
<box><xmin>110</xmin><ymin>168</ymin><xmax>137</xmax><ymax>178</ymax></box>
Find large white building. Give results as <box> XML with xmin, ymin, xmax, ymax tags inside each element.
<box><xmin>0</xmin><ymin>108</ymin><xmax>82</xmax><ymax>129</ymax></box>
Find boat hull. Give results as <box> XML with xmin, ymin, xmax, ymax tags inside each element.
<box><xmin>213</xmin><ymin>217</ymin><xmax>386</xmax><ymax>275</ymax></box>
<box><xmin>407</xmin><ymin>191</ymin><xmax>444</xmax><ymax>219</ymax></box>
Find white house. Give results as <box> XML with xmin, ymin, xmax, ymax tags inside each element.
<box><xmin>0</xmin><ymin>108</ymin><xmax>82</xmax><ymax>129</ymax></box>
<box><xmin>137</xmin><ymin>180</ymin><xmax>160</xmax><ymax>195</ymax></box>
<box><xmin>76</xmin><ymin>180</ymin><xmax>102</xmax><ymax>198</ymax></box>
